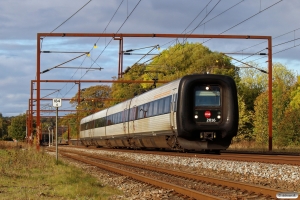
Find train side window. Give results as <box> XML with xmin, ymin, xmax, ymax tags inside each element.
<box><xmin>88</xmin><ymin>121</ymin><xmax>93</xmax><ymax>129</ymax></box>
<box><xmin>138</xmin><ymin>105</ymin><xmax>144</xmax><ymax>119</ymax></box>
<box><xmin>153</xmin><ymin>100</ymin><xmax>158</xmax><ymax>116</ymax></box>
<box><xmin>116</xmin><ymin>113</ymin><xmax>118</xmax><ymax>124</ymax></box>
<box><xmin>111</xmin><ymin>114</ymin><xmax>114</xmax><ymax>125</ymax></box>
<box><xmin>158</xmin><ymin>98</ymin><xmax>164</xmax><ymax>115</ymax></box>
<box><xmin>129</xmin><ymin>108</ymin><xmax>132</xmax><ymax>121</ymax></box>
<box><xmin>130</xmin><ymin>107</ymin><xmax>137</xmax><ymax>121</ymax></box>
<box><xmin>98</xmin><ymin>118</ymin><xmax>101</xmax><ymax>127</ymax></box>
<box><xmin>147</xmin><ymin>102</ymin><xmax>153</xmax><ymax>117</ymax></box>
<box><xmin>118</xmin><ymin>112</ymin><xmax>122</xmax><ymax>123</ymax></box>
<box><xmin>114</xmin><ymin>113</ymin><xmax>117</xmax><ymax>124</ymax></box>
<box><xmin>134</xmin><ymin>107</ymin><xmax>138</xmax><ymax>120</ymax></box>
<box><xmin>99</xmin><ymin>117</ymin><xmax>101</xmax><ymax>127</ymax></box>
<box><xmin>107</xmin><ymin>115</ymin><xmax>111</xmax><ymax>126</ymax></box>
<box><xmin>101</xmin><ymin>117</ymin><xmax>106</xmax><ymax>127</ymax></box>
<box><xmin>122</xmin><ymin>109</ymin><xmax>128</xmax><ymax>122</ymax></box>
<box><xmin>174</xmin><ymin>93</ymin><xmax>178</xmax><ymax>112</ymax></box>
<box><xmin>116</xmin><ymin>113</ymin><xmax>119</xmax><ymax>124</ymax></box>
<box><xmin>143</xmin><ymin>103</ymin><xmax>149</xmax><ymax>118</ymax></box>
<box><xmin>92</xmin><ymin>120</ymin><xmax>95</xmax><ymax>129</ymax></box>
<box><xmin>124</xmin><ymin>109</ymin><xmax>129</xmax><ymax>122</ymax></box>
<box><xmin>164</xmin><ymin>96</ymin><xmax>171</xmax><ymax>114</ymax></box>
<box><xmin>94</xmin><ymin>119</ymin><xmax>98</xmax><ymax>128</ymax></box>
<box><xmin>122</xmin><ymin>110</ymin><xmax>126</xmax><ymax>122</ymax></box>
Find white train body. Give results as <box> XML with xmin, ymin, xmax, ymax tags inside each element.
<box><xmin>80</xmin><ymin>74</ymin><xmax>239</xmax><ymax>151</ymax></box>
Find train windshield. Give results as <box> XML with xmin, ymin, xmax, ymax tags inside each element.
<box><xmin>194</xmin><ymin>86</ymin><xmax>220</xmax><ymax>106</ymax></box>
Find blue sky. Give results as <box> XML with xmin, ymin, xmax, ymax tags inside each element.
<box><xmin>0</xmin><ymin>0</ymin><xmax>299</xmax><ymax>117</ymax></box>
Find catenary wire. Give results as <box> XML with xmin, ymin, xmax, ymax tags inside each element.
<box><xmin>61</xmin><ymin>0</ymin><xmax>142</xmax><ymax>99</ymax></box>
<box><xmin>40</xmin><ymin>0</ymin><xmax>93</xmax><ymax>49</ymax></box>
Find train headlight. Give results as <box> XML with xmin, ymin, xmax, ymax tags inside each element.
<box><xmin>217</xmin><ymin>115</ymin><xmax>221</xmax><ymax>119</ymax></box>
<box><xmin>205</xmin><ymin>86</ymin><xmax>210</xmax><ymax>90</ymax></box>
<box><xmin>194</xmin><ymin>115</ymin><xmax>198</xmax><ymax>119</ymax></box>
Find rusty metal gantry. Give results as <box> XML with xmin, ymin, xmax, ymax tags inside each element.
<box><xmin>34</xmin><ymin>33</ymin><xmax>273</xmax><ymax>150</ymax></box>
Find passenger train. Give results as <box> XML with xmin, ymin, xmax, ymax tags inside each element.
<box><xmin>80</xmin><ymin>74</ymin><xmax>239</xmax><ymax>153</ymax></box>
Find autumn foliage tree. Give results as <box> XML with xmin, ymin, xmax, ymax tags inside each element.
<box><xmin>64</xmin><ymin>85</ymin><xmax>112</xmax><ymax>138</ymax></box>
<box><xmin>253</xmin><ymin>63</ymin><xmax>297</xmax><ymax>147</ymax></box>
<box><xmin>112</xmin><ymin>42</ymin><xmax>238</xmax><ymax>101</ymax></box>
<box><xmin>8</xmin><ymin>114</ymin><xmax>26</xmax><ymax>141</ymax></box>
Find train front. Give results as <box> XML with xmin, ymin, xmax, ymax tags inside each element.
<box><xmin>176</xmin><ymin>74</ymin><xmax>239</xmax><ymax>151</ymax></box>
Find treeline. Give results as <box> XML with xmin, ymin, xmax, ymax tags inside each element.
<box><xmin>2</xmin><ymin>43</ymin><xmax>300</xmax><ymax>147</ymax></box>
<box><xmin>0</xmin><ymin>113</ymin><xmax>26</xmax><ymax>141</ymax></box>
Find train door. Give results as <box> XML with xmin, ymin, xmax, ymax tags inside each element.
<box><xmin>129</xmin><ymin>106</ymin><xmax>137</xmax><ymax>134</ymax></box>
<box><xmin>122</xmin><ymin>108</ymin><xmax>128</xmax><ymax>134</ymax></box>
<box><xmin>88</xmin><ymin>119</ymin><xmax>95</xmax><ymax>142</ymax></box>
<box><xmin>170</xmin><ymin>89</ymin><xmax>177</xmax><ymax>130</ymax></box>
<box><xmin>122</xmin><ymin>100</ymin><xmax>131</xmax><ymax>135</ymax></box>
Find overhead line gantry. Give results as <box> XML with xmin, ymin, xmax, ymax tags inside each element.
<box><xmin>35</xmin><ymin>33</ymin><xmax>273</xmax><ymax>150</ymax></box>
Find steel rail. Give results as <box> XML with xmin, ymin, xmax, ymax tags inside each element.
<box><xmin>59</xmin><ymin>148</ymin><xmax>285</xmax><ymax>199</ymax></box>
<box><xmin>58</xmin><ymin>151</ymin><xmax>224</xmax><ymax>200</ymax></box>
<box><xmin>213</xmin><ymin>153</ymin><xmax>300</xmax><ymax>166</ymax></box>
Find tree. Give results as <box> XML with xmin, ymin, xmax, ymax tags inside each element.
<box><xmin>61</xmin><ymin>85</ymin><xmax>112</xmax><ymax>138</ymax></box>
<box><xmin>0</xmin><ymin>114</ymin><xmax>11</xmax><ymax>140</ymax></box>
<box><xmin>233</xmin><ymin>94</ymin><xmax>255</xmax><ymax>142</ymax></box>
<box><xmin>112</xmin><ymin>42</ymin><xmax>238</xmax><ymax>101</ymax></box>
<box><xmin>69</xmin><ymin>85</ymin><xmax>112</xmax><ymax>114</ymax></box>
<box><xmin>276</xmin><ymin>75</ymin><xmax>300</xmax><ymax>147</ymax></box>
<box><xmin>289</xmin><ymin>76</ymin><xmax>300</xmax><ymax>109</ymax></box>
<box><xmin>8</xmin><ymin>114</ymin><xmax>26</xmax><ymax>141</ymax></box>
<box><xmin>59</xmin><ymin>113</ymin><xmax>78</xmax><ymax>139</ymax></box>
<box><xmin>253</xmin><ymin>64</ymin><xmax>297</xmax><ymax>147</ymax></box>
<box><xmin>0</xmin><ymin>114</ymin><xmax>3</xmax><ymax>138</ymax></box>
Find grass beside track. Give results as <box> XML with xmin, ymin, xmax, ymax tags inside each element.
<box><xmin>0</xmin><ymin>141</ymin><xmax>122</xmax><ymax>200</ymax></box>
<box><xmin>229</xmin><ymin>140</ymin><xmax>300</xmax><ymax>153</ymax></box>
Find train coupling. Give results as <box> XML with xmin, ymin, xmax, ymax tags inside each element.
<box><xmin>200</xmin><ymin>132</ymin><xmax>216</xmax><ymax>141</ymax></box>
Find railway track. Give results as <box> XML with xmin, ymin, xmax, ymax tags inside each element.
<box><xmin>48</xmin><ymin>147</ymin><xmax>285</xmax><ymax>199</ymax></box>
<box><xmin>61</xmin><ymin>145</ymin><xmax>300</xmax><ymax>166</ymax></box>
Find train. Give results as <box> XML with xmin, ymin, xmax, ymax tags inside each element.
<box><xmin>80</xmin><ymin>74</ymin><xmax>239</xmax><ymax>153</ymax></box>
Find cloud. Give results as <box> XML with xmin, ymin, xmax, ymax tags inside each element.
<box><xmin>0</xmin><ymin>0</ymin><xmax>300</xmax><ymax>116</ymax></box>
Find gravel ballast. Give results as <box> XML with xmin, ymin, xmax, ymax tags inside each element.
<box><xmin>58</xmin><ymin>148</ymin><xmax>300</xmax><ymax>199</ymax></box>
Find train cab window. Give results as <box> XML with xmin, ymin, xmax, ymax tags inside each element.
<box><xmin>195</xmin><ymin>86</ymin><xmax>220</xmax><ymax>107</ymax></box>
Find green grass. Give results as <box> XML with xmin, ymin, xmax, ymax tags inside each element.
<box><xmin>229</xmin><ymin>140</ymin><xmax>300</xmax><ymax>153</ymax></box>
<box><xmin>0</xmin><ymin>142</ymin><xmax>122</xmax><ymax>200</ymax></box>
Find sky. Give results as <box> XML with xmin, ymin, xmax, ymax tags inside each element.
<box><xmin>0</xmin><ymin>0</ymin><xmax>299</xmax><ymax>117</ymax></box>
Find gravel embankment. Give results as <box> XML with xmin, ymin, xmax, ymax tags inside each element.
<box><xmin>57</xmin><ymin>148</ymin><xmax>300</xmax><ymax>199</ymax></box>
